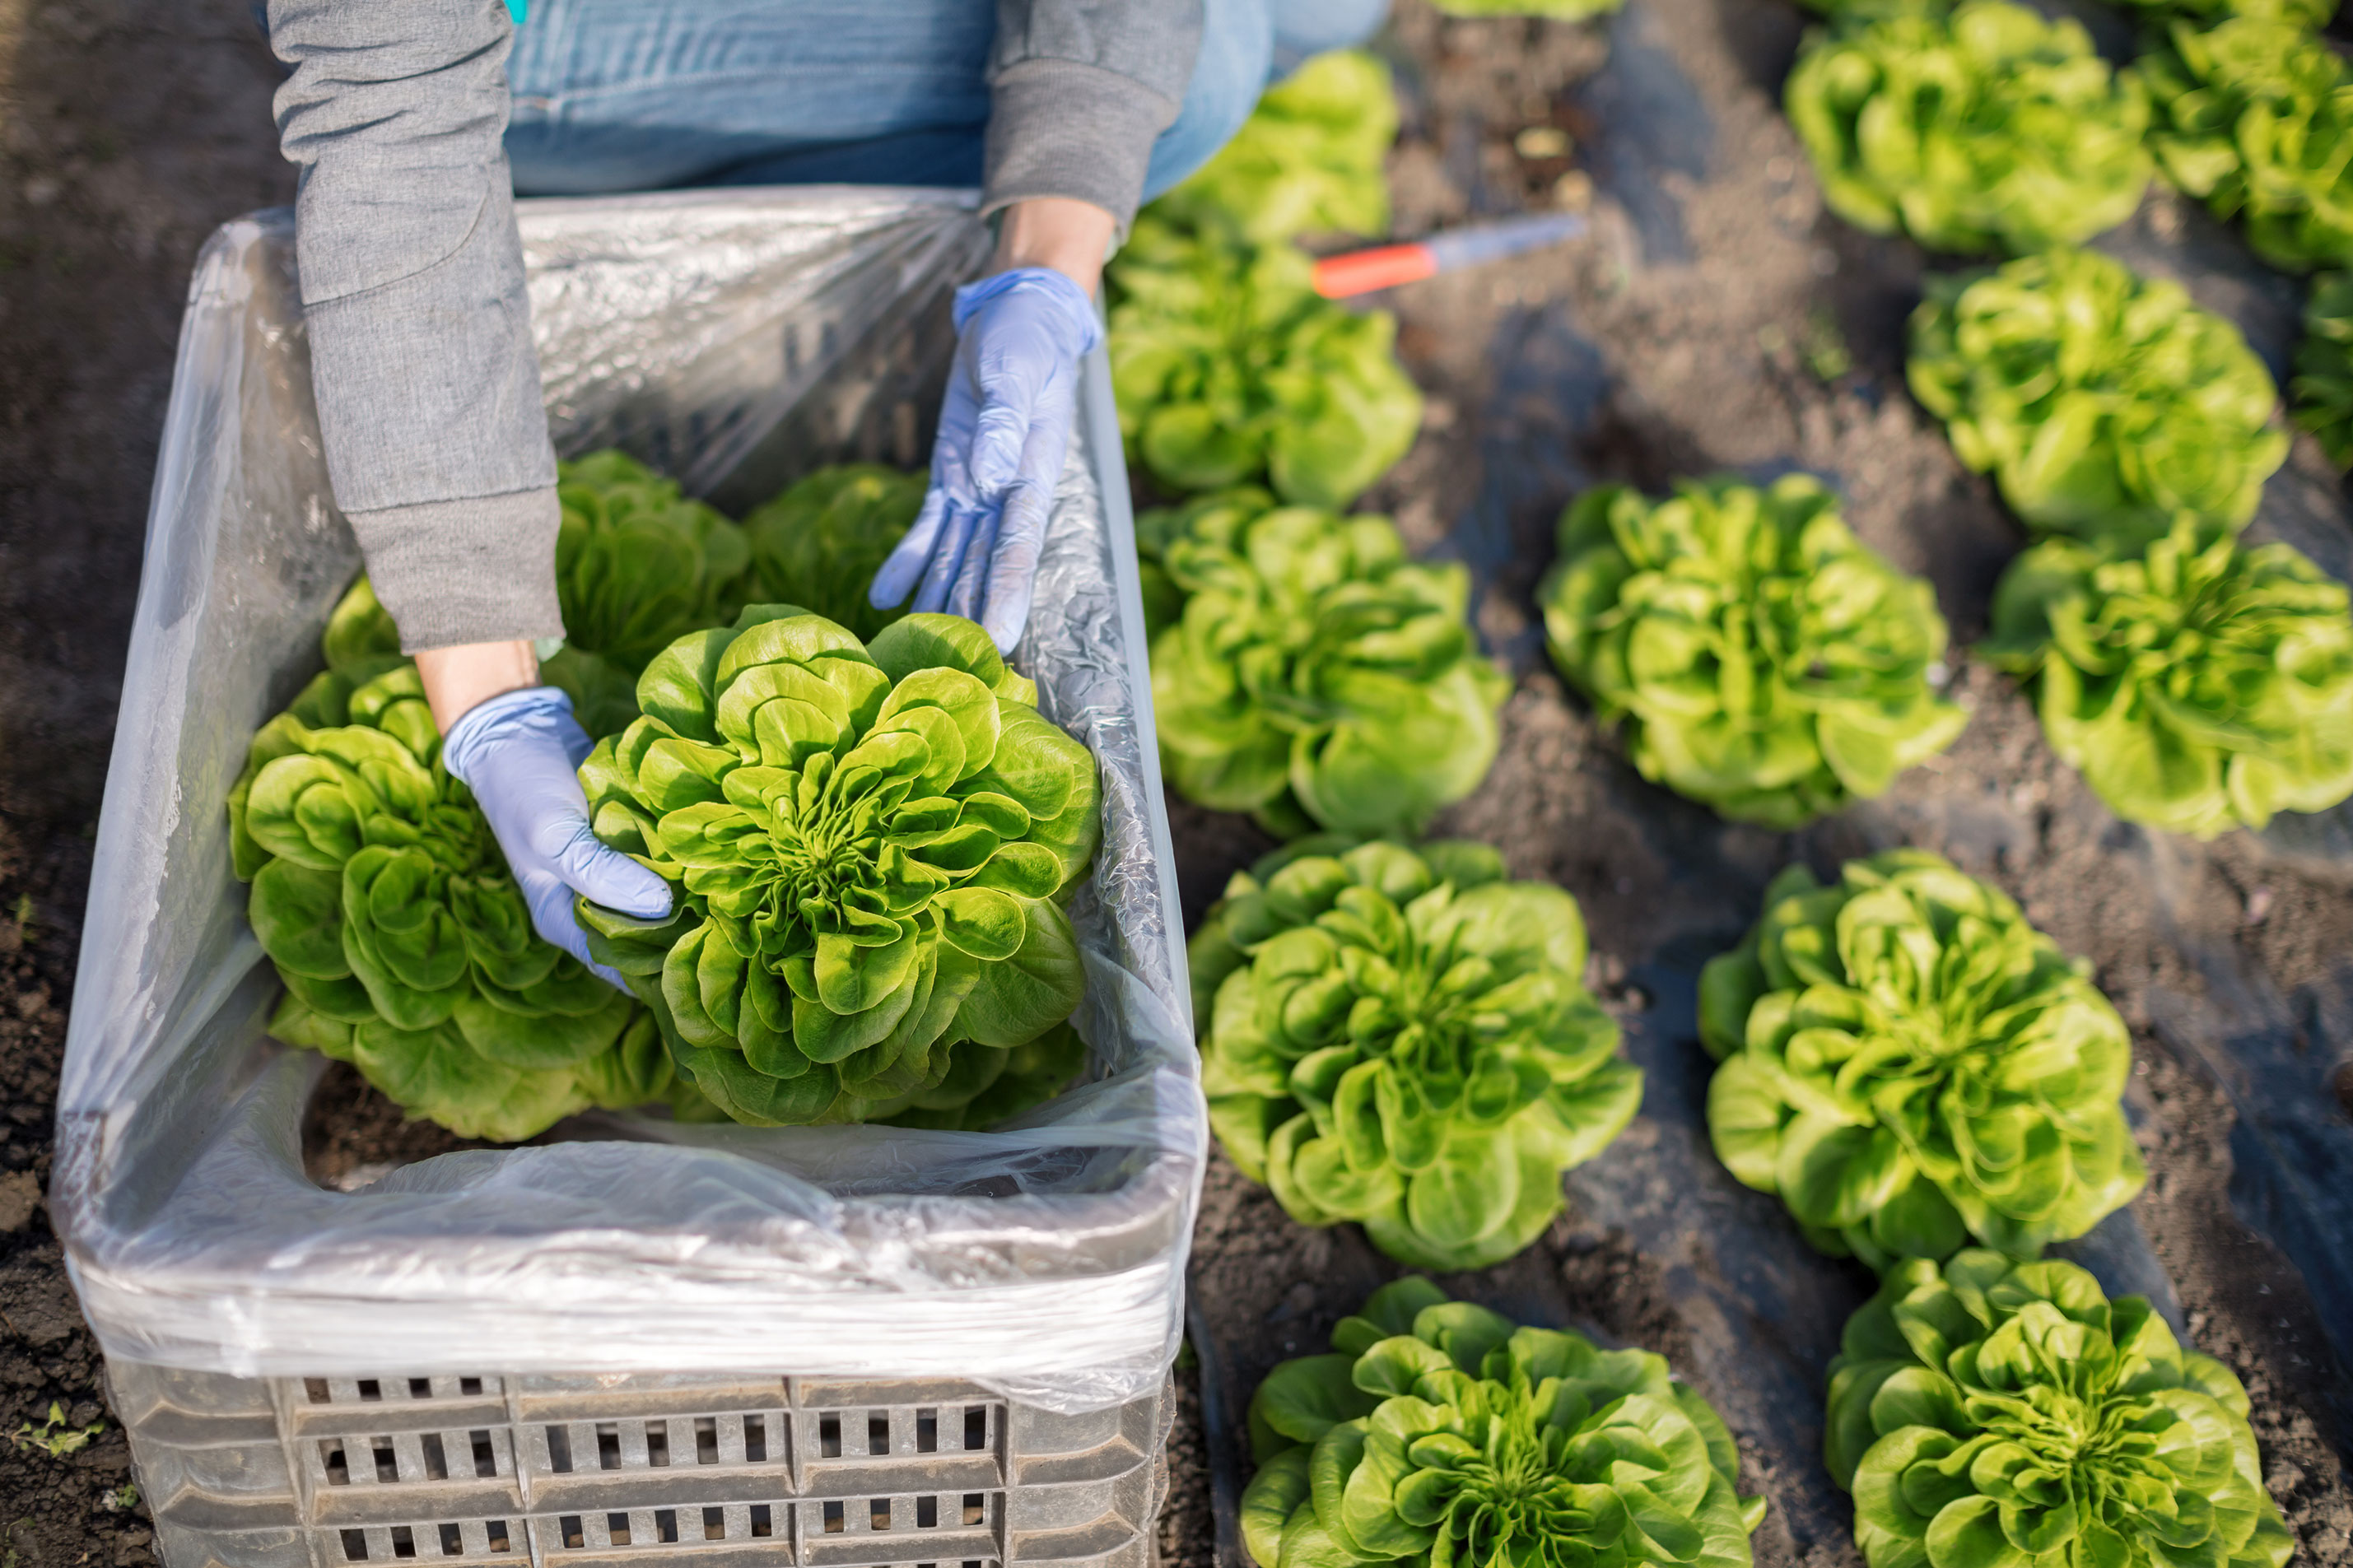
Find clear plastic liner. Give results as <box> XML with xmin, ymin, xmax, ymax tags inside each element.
<box><xmin>54</xmin><ymin>188</ymin><xmax>1204</xmax><ymax>1416</ymax></box>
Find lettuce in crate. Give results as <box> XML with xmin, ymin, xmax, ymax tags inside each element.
<box><xmin>576</xmin><ymin>608</ymin><xmax>1099</xmax><ymax>1128</ymax></box>
<box><xmin>1825</xmin><ymin>1251</ymin><xmax>2292</xmax><ymax>1568</ymax></box>
<box><xmin>1787</xmin><ymin>0</ymin><xmax>2151</xmax><ymax>255</ymax></box>
<box><xmin>1540</xmin><ymin>475</ymin><xmax>1966</xmax><ymax>829</ymax></box>
<box><xmin>1700</xmin><ymin>850</ymin><xmax>2145</xmax><ymax>1268</ymax></box>
<box><xmin>231</xmin><ymin>665</ymin><xmax>685</xmax><ymax>1141</ymax></box>
<box><xmin>1148</xmin><ymin>49</ymin><xmax>1396</xmax><ymax>244</ymax></box>
<box><xmin>1108</xmin><ymin>216</ymin><xmax>1423</xmax><ymax>509</ymax></box>
<box><xmin>1908</xmin><ymin>249</ymin><xmax>2286</xmax><ymax>549</ymax></box>
<box><xmin>1242</xmin><ymin>1277</ymin><xmax>1764</xmax><ymax>1568</ymax></box>
<box><xmin>1981</xmin><ymin>515</ymin><xmax>2353</xmax><ymax>837</ymax></box>
<box><xmin>741</xmin><ymin>463</ymin><xmax>925</xmax><ymax>643</ymax></box>
<box><xmin>1139</xmin><ymin>488</ymin><xmax>1508</xmax><ymax>840</ymax></box>
<box><xmin>1191</xmin><ymin>839</ymin><xmax>1642</xmax><ymax>1271</ymax></box>
<box><xmin>2141</xmin><ymin>16</ymin><xmax>2353</xmax><ymax>274</ymax></box>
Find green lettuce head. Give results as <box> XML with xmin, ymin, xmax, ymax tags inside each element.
<box><xmin>1194</xmin><ymin>840</ymin><xmax>1642</xmax><ymax>1271</ymax></box>
<box><xmin>229</xmin><ymin>665</ymin><xmax>680</xmax><ymax>1141</ymax></box>
<box><xmin>1981</xmin><ymin>517</ymin><xmax>2353</xmax><ymax>838</ymax></box>
<box><xmin>1826</xmin><ymin>1251</ymin><xmax>2293</xmax><ymax>1568</ymax></box>
<box><xmin>2111</xmin><ymin>0</ymin><xmax>2332</xmax><ymax>21</ymax></box>
<box><xmin>2292</xmin><ymin>270</ymin><xmax>2353</xmax><ymax>470</ymax></box>
<box><xmin>1242</xmin><ymin>1277</ymin><xmax>1765</xmax><ymax>1568</ymax></box>
<box><xmin>1140</xmin><ymin>489</ymin><xmax>1509</xmax><ymax>840</ymax></box>
<box><xmin>1108</xmin><ymin>216</ymin><xmax>1423</xmax><ymax>509</ymax></box>
<box><xmin>1787</xmin><ymin>1</ymin><xmax>2151</xmax><ymax>255</ymax></box>
<box><xmin>1700</xmin><ymin>850</ymin><xmax>2145</xmax><ymax>1268</ymax></box>
<box><xmin>575</xmin><ymin>607</ymin><xmax>1101</xmax><ymax>1128</ymax></box>
<box><xmin>1540</xmin><ymin>476</ymin><xmax>1966</xmax><ymax>830</ymax></box>
<box><xmin>1908</xmin><ymin>250</ymin><xmax>2287</xmax><ymax>549</ymax></box>
<box><xmin>2141</xmin><ymin>17</ymin><xmax>2353</xmax><ymax>274</ymax></box>
<box><xmin>323</xmin><ymin>448</ymin><xmax>756</xmax><ymax>739</ymax></box>
<box><xmin>741</xmin><ymin>463</ymin><xmax>925</xmax><ymax>642</ymax></box>
<box><xmin>1150</xmin><ymin>50</ymin><xmax>1395</xmax><ymax>243</ymax></box>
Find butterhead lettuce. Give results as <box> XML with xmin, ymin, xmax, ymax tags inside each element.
<box><xmin>741</xmin><ymin>463</ymin><xmax>925</xmax><ymax>642</ymax></box>
<box><xmin>1700</xmin><ymin>850</ymin><xmax>2145</xmax><ymax>1268</ymax></box>
<box><xmin>1194</xmin><ymin>839</ymin><xmax>1642</xmax><ymax>1271</ymax></box>
<box><xmin>575</xmin><ymin>607</ymin><xmax>1100</xmax><ymax>1128</ymax></box>
<box><xmin>1150</xmin><ymin>50</ymin><xmax>1396</xmax><ymax>244</ymax></box>
<box><xmin>1540</xmin><ymin>475</ymin><xmax>1966</xmax><ymax>828</ymax></box>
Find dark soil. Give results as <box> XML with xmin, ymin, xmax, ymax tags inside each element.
<box><xmin>7</xmin><ymin>1</ymin><xmax>2353</xmax><ymax>1566</ymax></box>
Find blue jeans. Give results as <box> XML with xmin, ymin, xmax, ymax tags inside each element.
<box><xmin>504</xmin><ymin>0</ymin><xmax>1387</xmax><ymax>200</ymax></box>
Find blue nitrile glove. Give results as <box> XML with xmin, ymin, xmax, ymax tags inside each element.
<box><xmin>441</xmin><ymin>686</ymin><xmax>672</xmax><ymax>989</ymax></box>
<box><xmin>870</xmin><ymin>266</ymin><xmax>1102</xmax><ymax>654</ymax></box>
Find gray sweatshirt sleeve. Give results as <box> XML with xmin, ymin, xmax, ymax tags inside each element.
<box><xmin>984</xmin><ymin>0</ymin><xmax>1205</xmax><ymax>238</ymax></box>
<box><xmin>268</xmin><ymin>0</ymin><xmax>564</xmax><ymax>655</ymax></box>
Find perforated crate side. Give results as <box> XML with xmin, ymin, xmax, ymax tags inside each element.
<box><xmin>110</xmin><ymin>1362</ymin><xmax>1168</xmax><ymax>1568</ymax></box>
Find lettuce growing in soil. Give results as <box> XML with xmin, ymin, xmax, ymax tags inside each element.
<box><xmin>2292</xmin><ymin>271</ymin><xmax>2353</xmax><ymax>469</ymax></box>
<box><xmin>231</xmin><ymin>664</ymin><xmax>683</xmax><ymax>1141</ymax></box>
<box><xmin>1826</xmin><ymin>1250</ymin><xmax>2294</xmax><ymax>1568</ymax></box>
<box><xmin>575</xmin><ymin>607</ymin><xmax>1099</xmax><ymax>1128</ymax></box>
<box><xmin>1908</xmin><ymin>249</ymin><xmax>2286</xmax><ymax>548</ymax></box>
<box><xmin>2141</xmin><ymin>17</ymin><xmax>2353</xmax><ymax>274</ymax></box>
<box><xmin>1139</xmin><ymin>489</ymin><xmax>1509</xmax><ymax>840</ymax></box>
<box><xmin>2111</xmin><ymin>0</ymin><xmax>2333</xmax><ymax>21</ymax></box>
<box><xmin>1540</xmin><ymin>475</ymin><xmax>1966</xmax><ymax>830</ymax></box>
<box><xmin>1786</xmin><ymin>1</ymin><xmax>2151</xmax><ymax>255</ymax></box>
<box><xmin>1700</xmin><ymin>850</ymin><xmax>2145</xmax><ymax>1268</ymax></box>
<box><xmin>1193</xmin><ymin>839</ymin><xmax>1642</xmax><ymax>1272</ymax></box>
<box><xmin>1108</xmin><ymin>216</ymin><xmax>1423</xmax><ymax>509</ymax></box>
<box><xmin>1982</xmin><ymin>516</ymin><xmax>2353</xmax><ymax>838</ymax></box>
<box><xmin>1149</xmin><ymin>50</ymin><xmax>1395</xmax><ymax>244</ymax></box>
<box><xmin>741</xmin><ymin>463</ymin><xmax>923</xmax><ymax>643</ymax></box>
<box><xmin>1242</xmin><ymin>1277</ymin><xmax>1764</xmax><ymax>1568</ymax></box>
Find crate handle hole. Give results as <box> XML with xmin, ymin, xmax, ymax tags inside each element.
<box><xmin>339</xmin><ymin>1530</ymin><xmax>369</xmax><ymax>1561</ymax></box>
<box><xmin>606</xmin><ymin>1513</ymin><xmax>631</xmax><ymax>1547</ymax></box>
<box><xmin>389</xmin><ymin>1528</ymin><xmax>417</xmax><ymax>1561</ymax></box>
<box><xmin>655</xmin><ymin>1510</ymin><xmax>678</xmax><ymax>1545</ymax></box>
<box><xmin>486</xmin><ymin>1522</ymin><xmax>511</xmax><ymax>1555</ymax></box>
<box><xmin>962</xmin><ymin>1493</ymin><xmax>985</xmax><ymax>1527</ymax></box>
<box><xmin>357</xmin><ymin>1380</ymin><xmax>382</xmax><ymax>1402</ymax></box>
<box><xmin>750</xmin><ymin>1505</ymin><xmax>774</xmax><ymax>1540</ymax></box>
<box><xmin>917</xmin><ymin>1496</ymin><xmax>939</xmax><ymax>1529</ymax></box>
<box><xmin>437</xmin><ymin>1524</ymin><xmax>463</xmax><ymax>1556</ymax></box>
<box><xmin>701</xmin><ymin>1508</ymin><xmax>725</xmax><ymax>1542</ymax></box>
<box><xmin>870</xmin><ymin>1500</ymin><xmax>891</xmax><ymax>1532</ymax></box>
<box><xmin>408</xmin><ymin>1378</ymin><xmax>433</xmax><ymax>1399</ymax></box>
<box><xmin>459</xmin><ymin>1377</ymin><xmax>483</xmax><ymax>1397</ymax></box>
<box><xmin>823</xmin><ymin>1501</ymin><xmax>844</xmax><ymax>1535</ymax></box>
<box><xmin>560</xmin><ymin>1515</ymin><xmax>584</xmax><ymax>1551</ymax></box>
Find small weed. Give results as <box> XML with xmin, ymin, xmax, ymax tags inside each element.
<box><xmin>12</xmin><ymin>1401</ymin><xmax>104</xmax><ymax>1459</ymax></box>
<box><xmin>12</xmin><ymin>894</ymin><xmax>33</xmax><ymax>941</ymax></box>
<box><xmin>1803</xmin><ymin>306</ymin><xmax>1853</xmax><ymax>383</ymax></box>
<box><xmin>105</xmin><ymin>1483</ymin><xmax>139</xmax><ymax>1511</ymax></box>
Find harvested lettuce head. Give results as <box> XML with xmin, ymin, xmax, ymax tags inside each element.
<box><xmin>1242</xmin><ymin>1278</ymin><xmax>1764</xmax><ymax>1568</ymax></box>
<box><xmin>230</xmin><ymin>664</ymin><xmax>683</xmax><ymax>1140</ymax></box>
<box><xmin>1700</xmin><ymin>850</ymin><xmax>2146</xmax><ymax>1268</ymax></box>
<box><xmin>1908</xmin><ymin>249</ymin><xmax>2286</xmax><ymax>548</ymax></box>
<box><xmin>1826</xmin><ymin>1251</ymin><xmax>2293</xmax><ymax>1568</ymax></box>
<box><xmin>1151</xmin><ymin>50</ymin><xmax>1395</xmax><ymax>243</ymax></box>
<box><xmin>1540</xmin><ymin>475</ymin><xmax>1966</xmax><ymax>829</ymax></box>
<box><xmin>2293</xmin><ymin>270</ymin><xmax>2353</xmax><ymax>469</ymax></box>
<box><xmin>741</xmin><ymin>463</ymin><xmax>925</xmax><ymax>643</ymax></box>
<box><xmin>1139</xmin><ymin>489</ymin><xmax>1508</xmax><ymax>839</ymax></box>
<box><xmin>1194</xmin><ymin>839</ymin><xmax>1642</xmax><ymax>1271</ymax></box>
<box><xmin>1108</xmin><ymin>216</ymin><xmax>1423</xmax><ymax>509</ymax></box>
<box><xmin>1982</xmin><ymin>516</ymin><xmax>2353</xmax><ymax>838</ymax></box>
<box><xmin>324</xmin><ymin>448</ymin><xmax>755</xmax><ymax>739</ymax></box>
<box><xmin>2141</xmin><ymin>17</ymin><xmax>2353</xmax><ymax>273</ymax></box>
<box><xmin>1787</xmin><ymin>1</ymin><xmax>2151</xmax><ymax>255</ymax></box>
<box><xmin>576</xmin><ymin>608</ymin><xmax>1100</xmax><ymax>1128</ymax></box>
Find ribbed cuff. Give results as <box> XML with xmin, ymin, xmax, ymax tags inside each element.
<box><xmin>345</xmin><ymin>487</ymin><xmax>566</xmax><ymax>653</ymax></box>
<box><xmin>982</xmin><ymin>59</ymin><xmax>1176</xmax><ymax>240</ymax></box>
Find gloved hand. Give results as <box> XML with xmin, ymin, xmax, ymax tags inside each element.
<box><xmin>870</xmin><ymin>266</ymin><xmax>1102</xmax><ymax>654</ymax></box>
<box><xmin>440</xmin><ymin>686</ymin><xmax>673</xmax><ymax>989</ymax></box>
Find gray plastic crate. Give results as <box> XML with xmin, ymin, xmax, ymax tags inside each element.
<box><xmin>109</xmin><ymin>1361</ymin><xmax>1171</xmax><ymax>1568</ymax></box>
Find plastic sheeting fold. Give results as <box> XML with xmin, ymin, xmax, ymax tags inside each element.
<box><xmin>54</xmin><ymin>188</ymin><xmax>1204</xmax><ymax>1416</ymax></box>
